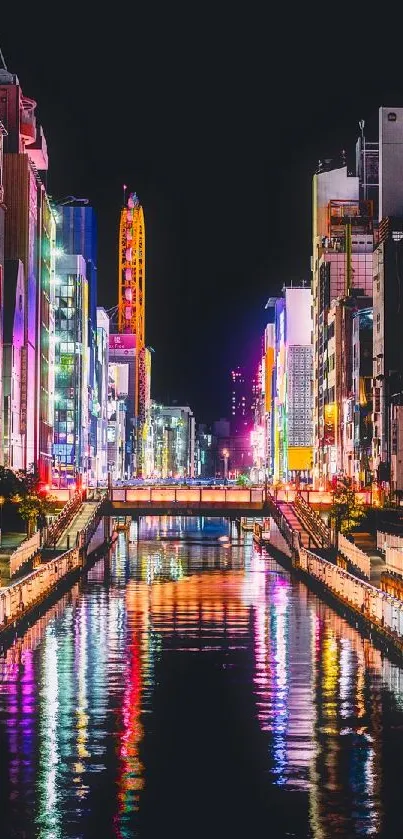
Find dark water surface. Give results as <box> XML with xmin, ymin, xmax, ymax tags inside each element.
<box><xmin>1</xmin><ymin>516</ymin><xmax>403</xmax><ymax>838</ymax></box>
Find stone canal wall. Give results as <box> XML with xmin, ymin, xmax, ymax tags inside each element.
<box><xmin>0</xmin><ymin>547</ymin><xmax>81</xmax><ymax>626</ymax></box>
<box><xmin>0</xmin><ymin>502</ymin><xmax>110</xmax><ymax>635</ymax></box>
<box><xmin>298</xmin><ymin>546</ymin><xmax>403</xmax><ymax>652</ymax></box>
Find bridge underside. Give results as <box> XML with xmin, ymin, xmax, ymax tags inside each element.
<box><xmin>105</xmin><ymin>502</ymin><xmax>270</xmax><ymax>518</ymax></box>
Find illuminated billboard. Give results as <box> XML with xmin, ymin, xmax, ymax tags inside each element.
<box><xmin>109</xmin><ymin>333</ymin><xmax>136</xmax><ymax>353</ymax></box>
<box><xmin>324</xmin><ymin>403</ymin><xmax>337</xmax><ymax>445</ymax></box>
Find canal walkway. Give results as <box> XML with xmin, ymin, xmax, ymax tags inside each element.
<box><xmin>350</xmin><ymin>530</ymin><xmax>387</xmax><ymax>587</ymax></box>
<box><xmin>0</xmin><ymin>496</ymin><xmax>109</xmax><ymax>636</ymax></box>
<box><xmin>272</xmin><ymin>493</ymin><xmax>387</xmax><ymax>589</ymax></box>
<box><xmin>55</xmin><ymin>501</ymin><xmax>101</xmax><ymax>551</ymax></box>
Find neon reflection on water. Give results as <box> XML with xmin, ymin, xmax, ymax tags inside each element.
<box><xmin>36</xmin><ymin>625</ymin><xmax>61</xmax><ymax>839</ymax></box>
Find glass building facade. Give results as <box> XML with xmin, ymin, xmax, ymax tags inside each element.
<box><xmin>53</xmin><ymin>254</ymin><xmax>88</xmax><ymax>487</ymax></box>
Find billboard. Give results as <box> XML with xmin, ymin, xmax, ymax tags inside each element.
<box><xmin>109</xmin><ymin>333</ymin><xmax>136</xmax><ymax>352</ymax></box>
<box><xmin>324</xmin><ymin>403</ymin><xmax>337</xmax><ymax>445</ymax></box>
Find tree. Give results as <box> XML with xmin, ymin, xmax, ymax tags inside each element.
<box><xmin>330</xmin><ymin>476</ymin><xmax>365</xmax><ymax>538</ymax></box>
<box><xmin>0</xmin><ymin>466</ymin><xmax>25</xmax><ymax>501</ymax></box>
<box><xmin>236</xmin><ymin>473</ymin><xmax>250</xmax><ymax>486</ymax></box>
<box><xmin>18</xmin><ymin>493</ymin><xmax>56</xmax><ymax>537</ymax></box>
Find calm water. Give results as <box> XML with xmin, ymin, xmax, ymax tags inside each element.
<box><xmin>1</xmin><ymin>516</ymin><xmax>403</xmax><ymax>838</ymax></box>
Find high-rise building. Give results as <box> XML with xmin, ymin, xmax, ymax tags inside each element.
<box><xmin>250</xmin><ymin>356</ymin><xmax>266</xmax><ymax>482</ymax></box>
<box><xmin>52</xmin><ymin>255</ymin><xmax>88</xmax><ymax>488</ymax></box>
<box><xmin>230</xmin><ymin>366</ymin><xmax>251</xmax><ymax>435</ymax></box>
<box><xmin>312</xmin><ymin>155</ymin><xmax>375</xmax><ymax>488</ymax></box>
<box><xmin>56</xmin><ymin>200</ymin><xmax>99</xmax><ymax>481</ymax></box>
<box><xmin>96</xmin><ymin>307</ymin><xmax>109</xmax><ymax>485</ymax></box>
<box><xmin>265</xmin><ymin>286</ymin><xmax>313</xmax><ymax>484</ymax></box>
<box><xmin>0</xmin><ymin>119</ymin><xmax>6</xmax><ymax>462</ymax></box>
<box><xmin>351</xmin><ymin>307</ymin><xmax>373</xmax><ymax>486</ymax></box>
<box><xmin>107</xmin><ymin>354</ymin><xmax>129</xmax><ymax>481</ymax></box>
<box><xmin>195</xmin><ymin>424</ymin><xmax>214</xmax><ymax>478</ymax></box>
<box><xmin>108</xmin><ymin>333</ymin><xmax>136</xmax><ymax>477</ymax></box>
<box><xmin>323</xmin><ymin>292</ymin><xmax>372</xmax><ymax>485</ymax></box>
<box><xmin>150</xmin><ymin>403</ymin><xmax>195</xmax><ymax>479</ymax></box>
<box><xmin>0</xmin><ymin>68</ymin><xmax>55</xmax><ymax>481</ymax></box>
<box><xmin>3</xmin><ymin>259</ymin><xmax>25</xmax><ymax>468</ymax></box>
<box><xmin>372</xmin><ymin>108</ymin><xmax>403</xmax><ymax>497</ymax></box>
<box><xmin>251</xmin><ymin>304</ymin><xmax>276</xmax><ymax>482</ymax></box>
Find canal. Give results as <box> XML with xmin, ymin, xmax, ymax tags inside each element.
<box><xmin>1</xmin><ymin>516</ymin><xmax>403</xmax><ymax>838</ymax></box>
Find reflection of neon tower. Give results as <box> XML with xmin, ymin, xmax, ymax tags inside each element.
<box><xmin>118</xmin><ymin>192</ymin><xmax>145</xmax><ymax>474</ymax></box>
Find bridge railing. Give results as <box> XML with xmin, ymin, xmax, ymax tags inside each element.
<box><xmin>110</xmin><ymin>486</ymin><xmax>265</xmax><ymax>505</ymax></box>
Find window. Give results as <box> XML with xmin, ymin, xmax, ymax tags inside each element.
<box><xmin>376</xmin><ymin>313</ymin><xmax>381</xmax><ymax>333</ymax></box>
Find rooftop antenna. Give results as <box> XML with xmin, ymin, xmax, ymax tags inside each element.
<box><xmin>123</xmin><ymin>183</ymin><xmax>127</xmax><ymax>207</ymax></box>
<box><xmin>0</xmin><ymin>47</ymin><xmax>7</xmax><ymax>71</ymax></box>
<box><xmin>359</xmin><ymin>119</ymin><xmax>367</xmax><ymax>201</ymax></box>
<box><xmin>58</xmin><ymin>195</ymin><xmax>89</xmax><ymax>205</ymax></box>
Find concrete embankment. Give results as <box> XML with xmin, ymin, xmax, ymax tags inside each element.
<box><xmin>259</xmin><ymin>520</ymin><xmax>403</xmax><ymax>662</ymax></box>
<box><xmin>0</xmin><ymin>504</ymin><xmax>114</xmax><ymax>649</ymax></box>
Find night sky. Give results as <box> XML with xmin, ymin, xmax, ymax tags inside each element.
<box><xmin>1</xmin><ymin>12</ymin><xmax>402</xmax><ymax>424</ymax></box>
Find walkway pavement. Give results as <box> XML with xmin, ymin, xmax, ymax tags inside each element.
<box><xmin>0</xmin><ymin>532</ymin><xmax>29</xmax><ymax>585</ymax></box>
<box><xmin>277</xmin><ymin>501</ymin><xmax>316</xmax><ymax>550</ymax></box>
<box><xmin>273</xmin><ymin>498</ymin><xmax>386</xmax><ymax>587</ymax></box>
<box><xmin>55</xmin><ymin>502</ymin><xmax>98</xmax><ymax>551</ymax></box>
<box><xmin>351</xmin><ymin>531</ymin><xmax>386</xmax><ymax>588</ymax></box>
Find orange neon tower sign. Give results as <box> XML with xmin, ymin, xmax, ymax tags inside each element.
<box><xmin>118</xmin><ymin>191</ymin><xmax>145</xmax><ymax>471</ymax></box>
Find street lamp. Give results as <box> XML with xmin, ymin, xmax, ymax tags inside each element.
<box><xmin>222</xmin><ymin>448</ymin><xmax>229</xmax><ymax>482</ymax></box>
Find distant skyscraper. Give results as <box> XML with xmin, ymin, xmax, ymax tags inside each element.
<box><xmin>150</xmin><ymin>403</ymin><xmax>195</xmax><ymax>478</ymax></box>
<box><xmin>230</xmin><ymin>366</ymin><xmax>252</xmax><ymax>435</ymax></box>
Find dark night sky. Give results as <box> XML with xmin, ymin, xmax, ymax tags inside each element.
<box><xmin>1</xmin><ymin>10</ymin><xmax>402</xmax><ymax>424</ymax></box>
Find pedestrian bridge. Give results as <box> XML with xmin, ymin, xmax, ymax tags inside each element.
<box><xmin>105</xmin><ymin>485</ymin><xmax>268</xmax><ymax>517</ymax></box>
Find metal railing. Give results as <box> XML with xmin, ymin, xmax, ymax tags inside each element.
<box><xmin>266</xmin><ymin>494</ymin><xmax>301</xmax><ymax>556</ymax></box>
<box><xmin>76</xmin><ymin>500</ymin><xmax>105</xmax><ymax>550</ymax></box>
<box><xmin>293</xmin><ymin>492</ymin><xmax>332</xmax><ymax>548</ymax></box>
<box><xmin>8</xmin><ymin>532</ymin><xmax>41</xmax><ymax>577</ymax></box>
<box><xmin>44</xmin><ymin>491</ymin><xmax>82</xmax><ymax>548</ymax></box>
<box><xmin>337</xmin><ymin>533</ymin><xmax>371</xmax><ymax>579</ymax></box>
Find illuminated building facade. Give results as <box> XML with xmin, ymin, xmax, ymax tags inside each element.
<box><xmin>322</xmin><ymin>293</ymin><xmax>373</xmax><ymax>486</ymax></box>
<box><xmin>52</xmin><ymin>255</ymin><xmax>88</xmax><ymax>487</ymax></box>
<box><xmin>195</xmin><ymin>424</ymin><xmax>214</xmax><ymax>477</ymax></box>
<box><xmin>0</xmin><ymin>68</ymin><xmax>55</xmax><ymax>481</ymax></box>
<box><xmin>312</xmin><ymin>153</ymin><xmax>376</xmax><ymax>488</ymax></box>
<box><xmin>108</xmin><ymin>333</ymin><xmax>136</xmax><ymax>478</ymax></box>
<box><xmin>0</xmin><ymin>119</ymin><xmax>5</xmax><ymax>461</ymax></box>
<box><xmin>373</xmin><ymin>108</ymin><xmax>403</xmax><ymax>498</ymax></box>
<box><xmin>349</xmin><ymin>307</ymin><xmax>373</xmax><ymax>486</ymax></box>
<box><xmin>229</xmin><ymin>368</ymin><xmax>254</xmax><ymax>473</ymax></box>
<box><xmin>107</xmin><ymin>357</ymin><xmax>129</xmax><ymax>481</ymax></box>
<box><xmin>150</xmin><ymin>403</ymin><xmax>195</xmax><ymax>479</ymax></box>
<box><xmin>3</xmin><ymin>260</ymin><xmax>25</xmax><ymax>468</ymax></box>
<box><xmin>267</xmin><ymin>286</ymin><xmax>313</xmax><ymax>483</ymax></box>
<box><xmin>230</xmin><ymin>366</ymin><xmax>251</xmax><ymax>434</ymax></box>
<box><xmin>251</xmin><ymin>312</ymin><xmax>276</xmax><ymax>482</ymax></box>
<box><xmin>56</xmin><ymin>201</ymin><xmax>99</xmax><ymax>482</ymax></box>
<box><xmin>95</xmin><ymin>307</ymin><xmax>109</xmax><ymax>485</ymax></box>
<box><xmin>250</xmin><ymin>356</ymin><xmax>266</xmax><ymax>482</ymax></box>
